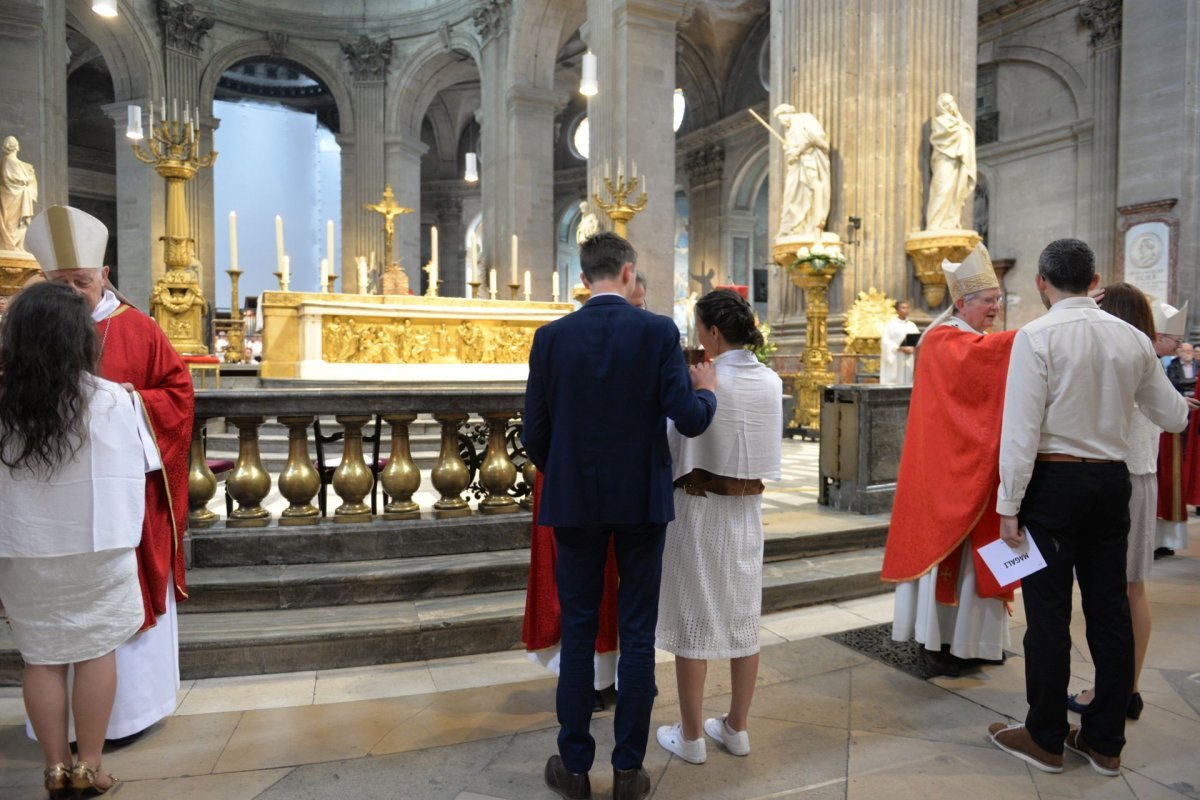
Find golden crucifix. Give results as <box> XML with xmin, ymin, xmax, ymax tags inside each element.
<box><xmin>364</xmin><ymin>184</ymin><xmax>413</xmax><ymax>270</ymax></box>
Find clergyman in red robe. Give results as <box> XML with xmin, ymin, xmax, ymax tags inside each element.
<box><xmin>881</xmin><ymin>244</ymin><xmax>1019</xmax><ymax>675</ymax></box>
<box><xmin>30</xmin><ymin>205</ymin><xmax>193</xmax><ymax>741</ymax></box>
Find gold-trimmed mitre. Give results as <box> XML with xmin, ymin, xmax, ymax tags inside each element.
<box><xmin>1152</xmin><ymin>301</ymin><xmax>1188</xmax><ymax>337</ymax></box>
<box><xmin>942</xmin><ymin>243</ymin><xmax>998</xmax><ymax>303</ymax></box>
<box><xmin>25</xmin><ymin>205</ymin><xmax>109</xmax><ymax>271</ymax></box>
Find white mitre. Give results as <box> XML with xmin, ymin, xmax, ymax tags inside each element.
<box><xmin>1152</xmin><ymin>300</ymin><xmax>1188</xmax><ymax>337</ymax></box>
<box><xmin>942</xmin><ymin>243</ymin><xmax>998</xmax><ymax>303</ymax></box>
<box><xmin>24</xmin><ymin>205</ymin><xmax>109</xmax><ymax>271</ymax></box>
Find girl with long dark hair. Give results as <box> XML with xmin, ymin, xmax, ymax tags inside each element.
<box><xmin>0</xmin><ymin>282</ymin><xmax>149</xmax><ymax>797</ymax></box>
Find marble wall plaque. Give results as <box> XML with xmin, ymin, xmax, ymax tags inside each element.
<box><xmin>1123</xmin><ymin>221</ymin><xmax>1170</xmax><ymax>304</ymax></box>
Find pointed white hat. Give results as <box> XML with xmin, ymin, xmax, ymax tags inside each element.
<box><xmin>942</xmin><ymin>242</ymin><xmax>998</xmax><ymax>303</ymax></box>
<box><xmin>1152</xmin><ymin>301</ymin><xmax>1188</xmax><ymax>338</ymax></box>
<box><xmin>24</xmin><ymin>205</ymin><xmax>108</xmax><ymax>271</ymax></box>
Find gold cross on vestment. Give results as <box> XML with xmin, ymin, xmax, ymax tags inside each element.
<box><xmin>364</xmin><ymin>185</ymin><xmax>413</xmax><ymax>269</ymax></box>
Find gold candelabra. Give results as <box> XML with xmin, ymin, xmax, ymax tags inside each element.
<box><xmin>592</xmin><ymin>172</ymin><xmax>647</xmax><ymax>238</ymax></box>
<box><xmin>130</xmin><ymin>100</ymin><xmax>216</xmax><ymax>354</ymax></box>
<box><xmin>223</xmin><ymin>265</ymin><xmax>245</xmax><ymax>363</ymax></box>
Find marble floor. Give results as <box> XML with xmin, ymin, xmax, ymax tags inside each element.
<box><xmin>3</xmin><ymin>535</ymin><xmax>1198</xmax><ymax>799</ymax></box>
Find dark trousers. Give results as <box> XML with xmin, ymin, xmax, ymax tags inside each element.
<box><xmin>554</xmin><ymin>523</ymin><xmax>666</xmax><ymax>773</ymax></box>
<box><xmin>1018</xmin><ymin>461</ymin><xmax>1134</xmax><ymax>757</ymax></box>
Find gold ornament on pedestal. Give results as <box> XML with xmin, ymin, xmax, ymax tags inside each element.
<box><xmin>905</xmin><ymin>230</ymin><xmax>982</xmax><ymax>307</ymax></box>
<box><xmin>843</xmin><ymin>287</ymin><xmax>897</xmax><ymax>377</ymax></box>
<box><xmin>592</xmin><ymin>164</ymin><xmax>647</xmax><ymax>238</ymax></box>
<box><xmin>773</xmin><ymin>235</ymin><xmax>845</xmax><ymax>431</ymax></box>
<box><xmin>130</xmin><ymin>101</ymin><xmax>215</xmax><ymax>354</ymax></box>
<box><xmin>364</xmin><ymin>185</ymin><xmax>414</xmax><ymax>288</ymax></box>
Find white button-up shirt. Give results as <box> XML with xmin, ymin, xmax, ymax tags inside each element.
<box><xmin>996</xmin><ymin>295</ymin><xmax>1189</xmax><ymax>517</ymax></box>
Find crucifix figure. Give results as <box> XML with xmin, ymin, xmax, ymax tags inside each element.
<box><xmin>363</xmin><ymin>184</ymin><xmax>413</xmax><ymax>270</ymax></box>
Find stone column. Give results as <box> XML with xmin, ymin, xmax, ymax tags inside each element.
<box><xmin>584</xmin><ymin>0</ymin><xmax>691</xmax><ymax>314</ymax></box>
<box><xmin>685</xmin><ymin>144</ymin><xmax>726</xmax><ymax>293</ymax></box>
<box><xmin>768</xmin><ymin>0</ymin><xmax>978</xmax><ymax>342</ymax></box>
<box><xmin>505</xmin><ymin>86</ymin><xmax>559</xmax><ymax>299</ymax></box>
<box><xmin>102</xmin><ymin>102</ymin><xmax>165</xmax><ymax>309</ymax></box>
<box><xmin>342</xmin><ymin>36</ymin><xmax>392</xmax><ymax>291</ymax></box>
<box><xmin>157</xmin><ymin>0</ymin><xmax>215</xmax><ymax>298</ymax></box>
<box><xmin>474</xmin><ymin>7</ymin><xmax>510</xmax><ymax>281</ymax></box>
<box><xmin>0</xmin><ymin>0</ymin><xmax>68</xmax><ymax>208</ymax></box>
<box><xmin>433</xmin><ymin>197</ymin><xmax>465</xmax><ymax>298</ymax></box>
<box><xmin>383</xmin><ymin>134</ymin><xmax>426</xmax><ymax>289</ymax></box>
<box><xmin>1081</xmin><ymin>0</ymin><xmax>1122</xmax><ymax>278</ymax></box>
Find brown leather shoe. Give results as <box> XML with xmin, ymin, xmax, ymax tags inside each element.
<box><xmin>1065</xmin><ymin>727</ymin><xmax>1121</xmax><ymax>776</ymax></box>
<box><xmin>988</xmin><ymin>723</ymin><xmax>1063</xmax><ymax>773</ymax></box>
<box><xmin>544</xmin><ymin>755</ymin><xmax>591</xmax><ymax>799</ymax></box>
<box><xmin>612</xmin><ymin>766</ymin><xmax>651</xmax><ymax>800</ymax></box>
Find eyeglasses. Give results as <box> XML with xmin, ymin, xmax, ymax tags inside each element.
<box><xmin>968</xmin><ymin>294</ymin><xmax>1004</xmax><ymax>308</ymax></box>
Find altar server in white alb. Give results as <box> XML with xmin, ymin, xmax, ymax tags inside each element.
<box><xmin>25</xmin><ymin>205</ymin><xmax>194</xmax><ymax>744</ymax></box>
<box><xmin>656</xmin><ymin>289</ymin><xmax>782</xmax><ymax>765</ymax></box>
<box><xmin>0</xmin><ymin>281</ymin><xmax>161</xmax><ymax>796</ymax></box>
<box><xmin>879</xmin><ymin>300</ymin><xmax>920</xmax><ymax>385</ymax></box>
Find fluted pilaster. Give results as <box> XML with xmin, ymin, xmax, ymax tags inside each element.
<box><xmin>352</xmin><ymin>82</ymin><xmax>387</xmax><ymax>290</ymax></box>
<box><xmin>1082</xmin><ymin>0</ymin><xmax>1122</xmax><ymax>276</ymax></box>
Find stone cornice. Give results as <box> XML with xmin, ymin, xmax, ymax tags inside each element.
<box><xmin>675</xmin><ymin>101</ymin><xmax>767</xmax><ymax>155</ymax></box>
<box><xmin>156</xmin><ymin>0</ymin><xmax>215</xmax><ymax>56</ymax></box>
<box><xmin>685</xmin><ymin>144</ymin><xmax>725</xmax><ymax>185</ymax></box>
<box><xmin>1117</xmin><ymin>198</ymin><xmax>1177</xmax><ymax>217</ymax></box>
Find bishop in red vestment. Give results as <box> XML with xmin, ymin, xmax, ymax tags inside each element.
<box><xmin>882</xmin><ymin>245</ymin><xmax>1018</xmax><ymax>673</ymax></box>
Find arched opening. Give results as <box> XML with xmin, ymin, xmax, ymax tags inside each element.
<box><xmin>212</xmin><ymin>57</ymin><xmax>341</xmax><ymax>303</ymax></box>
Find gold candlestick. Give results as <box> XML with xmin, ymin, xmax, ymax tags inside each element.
<box><xmin>508</xmin><ymin>283</ymin><xmax>520</xmax><ymax>301</ymax></box>
<box><xmin>274</xmin><ymin>271</ymin><xmax>288</xmax><ymax>292</ymax></box>
<box><xmin>224</xmin><ymin>266</ymin><xmax>245</xmax><ymax>364</ymax></box>
<box><xmin>593</xmin><ymin>173</ymin><xmax>648</xmax><ymax>238</ymax></box>
<box><xmin>468</xmin><ymin>279</ymin><xmax>482</xmax><ymax>299</ymax></box>
<box><xmin>325</xmin><ymin>272</ymin><xmax>339</xmax><ymax>294</ymax></box>
<box><xmin>132</xmin><ymin>103</ymin><xmax>217</xmax><ymax>354</ymax></box>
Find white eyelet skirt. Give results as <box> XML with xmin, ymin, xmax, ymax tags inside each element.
<box><xmin>0</xmin><ymin>548</ymin><xmax>144</xmax><ymax>665</ymax></box>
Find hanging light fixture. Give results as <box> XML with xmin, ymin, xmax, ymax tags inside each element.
<box><xmin>92</xmin><ymin>0</ymin><xmax>118</xmax><ymax>17</ymax></box>
<box><xmin>464</xmin><ymin>152</ymin><xmax>479</xmax><ymax>183</ymax></box>
<box><xmin>580</xmin><ymin>51</ymin><xmax>598</xmax><ymax>97</ymax></box>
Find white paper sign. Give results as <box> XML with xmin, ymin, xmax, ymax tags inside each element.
<box><xmin>979</xmin><ymin>530</ymin><xmax>1047</xmax><ymax>585</ymax></box>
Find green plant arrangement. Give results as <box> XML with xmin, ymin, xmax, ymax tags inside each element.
<box><xmin>752</xmin><ymin>317</ymin><xmax>777</xmax><ymax>366</ymax></box>
<box><xmin>789</xmin><ymin>243</ymin><xmax>847</xmax><ymax>272</ymax></box>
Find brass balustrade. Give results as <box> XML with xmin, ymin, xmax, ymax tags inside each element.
<box><xmin>187</xmin><ymin>389</ymin><xmax>530</xmax><ymax>528</ymax></box>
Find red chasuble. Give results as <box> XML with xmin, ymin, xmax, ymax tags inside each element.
<box><xmin>881</xmin><ymin>324</ymin><xmax>1019</xmax><ymax>603</ymax></box>
<box><xmin>522</xmin><ymin>472</ymin><xmax>619</xmax><ymax>654</ymax></box>
<box><xmin>96</xmin><ymin>304</ymin><xmax>194</xmax><ymax>630</ymax></box>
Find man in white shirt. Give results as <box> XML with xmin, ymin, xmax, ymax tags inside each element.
<box><xmin>879</xmin><ymin>301</ymin><xmax>919</xmax><ymax>385</ymax></box>
<box><xmin>988</xmin><ymin>239</ymin><xmax>1190</xmax><ymax>777</ymax></box>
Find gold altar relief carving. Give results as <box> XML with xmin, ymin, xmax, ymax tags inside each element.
<box><xmin>321</xmin><ymin>316</ymin><xmax>537</xmax><ymax>365</ymax></box>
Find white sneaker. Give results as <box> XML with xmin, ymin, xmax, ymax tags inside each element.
<box><xmin>656</xmin><ymin>723</ymin><xmax>707</xmax><ymax>764</ymax></box>
<box><xmin>704</xmin><ymin>716</ymin><xmax>751</xmax><ymax>756</ymax></box>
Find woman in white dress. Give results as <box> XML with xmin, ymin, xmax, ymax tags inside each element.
<box><xmin>656</xmin><ymin>289</ymin><xmax>782</xmax><ymax>764</ymax></box>
<box><xmin>0</xmin><ymin>283</ymin><xmax>148</xmax><ymax>797</ymax></box>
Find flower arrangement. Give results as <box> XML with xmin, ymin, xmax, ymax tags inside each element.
<box><xmin>790</xmin><ymin>242</ymin><xmax>847</xmax><ymax>272</ymax></box>
<box><xmin>752</xmin><ymin>317</ymin><xmax>777</xmax><ymax>366</ymax></box>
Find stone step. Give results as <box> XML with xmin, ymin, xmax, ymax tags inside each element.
<box><xmin>0</xmin><ymin>547</ymin><xmax>885</xmax><ymax>681</ymax></box>
<box><xmin>189</xmin><ymin>514</ymin><xmax>534</xmax><ymax>568</ymax></box>
<box><xmin>182</xmin><ymin>549</ymin><xmax>533</xmax><ymax>613</ymax></box>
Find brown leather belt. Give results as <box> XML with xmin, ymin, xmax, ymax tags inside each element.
<box><xmin>1035</xmin><ymin>453</ymin><xmax>1117</xmax><ymax>464</ymax></box>
<box><xmin>674</xmin><ymin>468</ymin><xmax>765</xmax><ymax>497</ymax></box>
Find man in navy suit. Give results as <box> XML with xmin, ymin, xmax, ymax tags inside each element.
<box><xmin>525</xmin><ymin>232</ymin><xmax>718</xmax><ymax>800</ymax></box>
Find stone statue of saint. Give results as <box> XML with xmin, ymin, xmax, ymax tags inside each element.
<box><xmin>774</xmin><ymin>106</ymin><xmax>831</xmax><ymax>239</ymax></box>
<box><xmin>0</xmin><ymin>136</ymin><xmax>39</xmax><ymax>252</ymax></box>
<box><xmin>924</xmin><ymin>93</ymin><xmax>977</xmax><ymax>231</ymax></box>
<box><xmin>575</xmin><ymin>200</ymin><xmax>600</xmax><ymax>246</ymax></box>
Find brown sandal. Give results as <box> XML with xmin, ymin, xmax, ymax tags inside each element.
<box><xmin>69</xmin><ymin>761</ymin><xmax>117</xmax><ymax>798</ymax></box>
<box><xmin>43</xmin><ymin>762</ymin><xmax>70</xmax><ymax>799</ymax></box>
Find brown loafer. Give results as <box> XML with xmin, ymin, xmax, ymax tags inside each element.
<box><xmin>544</xmin><ymin>755</ymin><xmax>591</xmax><ymax>800</ymax></box>
<box><xmin>988</xmin><ymin>723</ymin><xmax>1063</xmax><ymax>773</ymax></box>
<box><xmin>1065</xmin><ymin>727</ymin><xmax>1120</xmax><ymax>776</ymax></box>
<box><xmin>612</xmin><ymin>766</ymin><xmax>651</xmax><ymax>800</ymax></box>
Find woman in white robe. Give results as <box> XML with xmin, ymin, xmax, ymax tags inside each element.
<box><xmin>656</xmin><ymin>289</ymin><xmax>782</xmax><ymax>764</ymax></box>
<box><xmin>0</xmin><ymin>283</ymin><xmax>152</xmax><ymax>796</ymax></box>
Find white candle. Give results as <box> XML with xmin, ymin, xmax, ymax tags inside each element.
<box><xmin>524</xmin><ymin>270</ymin><xmax>531</xmax><ymax>299</ymax></box>
<box><xmin>161</xmin><ymin>97</ymin><xmax>166</xmax><ymax>121</ymax></box>
<box><xmin>320</xmin><ymin>258</ymin><xmax>329</xmax><ymax>291</ymax></box>
<box><xmin>428</xmin><ymin>261</ymin><xmax>438</xmax><ymax>294</ymax></box>
<box><xmin>228</xmin><ymin>211</ymin><xmax>238</xmax><ymax>271</ymax></box>
<box><xmin>618</xmin><ymin>156</ymin><xmax>624</xmax><ymax>178</ymax></box>
<box><xmin>632</xmin><ymin>160</ymin><xmax>638</xmax><ymax>179</ymax></box>
<box><xmin>604</xmin><ymin>158</ymin><xmax>610</xmax><ymax>180</ymax></box>
<box><xmin>125</xmin><ymin>105</ymin><xmax>142</xmax><ymax>140</ymax></box>
<box><xmin>552</xmin><ymin>269</ymin><xmax>560</xmax><ymax>302</ymax></box>
<box><xmin>511</xmin><ymin>234</ymin><xmax>519</xmax><ymax>283</ymax></box>
<box><xmin>468</xmin><ymin>231</ymin><xmax>478</xmax><ymax>282</ymax></box>
<box><xmin>281</xmin><ymin>255</ymin><xmax>290</xmax><ymax>288</ymax></box>
<box><xmin>357</xmin><ymin>256</ymin><xmax>368</xmax><ymax>293</ymax></box>
<box><xmin>326</xmin><ymin>219</ymin><xmax>335</xmax><ymax>273</ymax></box>
<box><xmin>172</xmin><ymin>97</ymin><xmax>178</xmax><ymax>123</ymax></box>
<box><xmin>489</xmin><ymin>268</ymin><xmax>497</xmax><ymax>296</ymax></box>
<box><xmin>430</xmin><ymin>225</ymin><xmax>439</xmax><ymax>271</ymax></box>
<box><xmin>148</xmin><ymin>102</ymin><xmax>154</xmax><ymax>135</ymax></box>
<box><xmin>274</xmin><ymin>215</ymin><xmax>285</xmax><ymax>273</ymax></box>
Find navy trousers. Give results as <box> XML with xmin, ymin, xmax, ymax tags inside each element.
<box><xmin>554</xmin><ymin>523</ymin><xmax>666</xmax><ymax>773</ymax></box>
<box><xmin>1018</xmin><ymin>460</ymin><xmax>1133</xmax><ymax>757</ymax></box>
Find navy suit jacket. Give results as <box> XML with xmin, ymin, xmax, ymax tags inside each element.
<box><xmin>523</xmin><ymin>294</ymin><xmax>717</xmax><ymax>527</ymax></box>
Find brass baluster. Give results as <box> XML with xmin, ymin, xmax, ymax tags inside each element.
<box><xmin>431</xmin><ymin>412</ymin><xmax>471</xmax><ymax>518</ymax></box>
<box><xmin>226</xmin><ymin>416</ymin><xmax>271</xmax><ymax>527</ymax></box>
<box><xmin>520</xmin><ymin>458</ymin><xmax>537</xmax><ymax>511</ymax></box>
<box><xmin>478</xmin><ymin>411</ymin><xmax>518</xmax><ymax>514</ymax></box>
<box><xmin>277</xmin><ymin>415</ymin><xmax>320</xmax><ymax>525</ymax></box>
<box><xmin>332</xmin><ymin>414</ymin><xmax>373</xmax><ymax>523</ymax></box>
<box><xmin>380</xmin><ymin>412</ymin><xmax>421</xmax><ymax>520</ymax></box>
<box><xmin>187</xmin><ymin>418</ymin><xmax>218</xmax><ymax>528</ymax></box>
